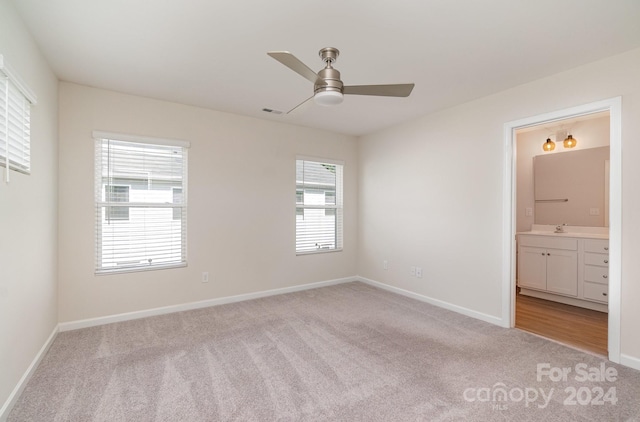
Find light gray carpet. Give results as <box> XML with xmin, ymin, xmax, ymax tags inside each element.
<box><xmin>9</xmin><ymin>282</ymin><xmax>640</xmax><ymax>421</ymax></box>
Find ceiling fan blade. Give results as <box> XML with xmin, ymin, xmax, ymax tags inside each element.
<box><xmin>343</xmin><ymin>83</ymin><xmax>415</xmax><ymax>97</ymax></box>
<box><xmin>286</xmin><ymin>95</ymin><xmax>314</xmax><ymax>114</ymax></box>
<box><xmin>267</xmin><ymin>51</ymin><xmax>319</xmax><ymax>84</ymax></box>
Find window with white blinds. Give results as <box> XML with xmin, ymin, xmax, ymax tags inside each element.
<box><xmin>0</xmin><ymin>55</ymin><xmax>37</xmax><ymax>180</ymax></box>
<box><xmin>296</xmin><ymin>158</ymin><xmax>343</xmax><ymax>254</ymax></box>
<box><xmin>94</xmin><ymin>132</ymin><xmax>189</xmax><ymax>274</ymax></box>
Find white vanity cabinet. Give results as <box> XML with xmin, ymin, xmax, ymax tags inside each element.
<box><xmin>517</xmin><ymin>231</ymin><xmax>609</xmax><ymax>312</ymax></box>
<box><xmin>518</xmin><ymin>236</ymin><xmax>578</xmax><ymax>297</ymax></box>
<box><xmin>582</xmin><ymin>239</ymin><xmax>609</xmax><ymax>304</ymax></box>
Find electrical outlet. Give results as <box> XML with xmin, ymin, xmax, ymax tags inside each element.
<box><xmin>410</xmin><ymin>266</ymin><xmax>416</xmax><ymax>276</ymax></box>
<box><xmin>383</xmin><ymin>260</ymin><xmax>388</xmax><ymax>270</ymax></box>
<box><xmin>202</xmin><ymin>272</ymin><xmax>209</xmax><ymax>283</ymax></box>
<box><xmin>525</xmin><ymin>207</ymin><xmax>533</xmax><ymax>217</ymax></box>
<box><xmin>416</xmin><ymin>267</ymin><xmax>422</xmax><ymax>278</ymax></box>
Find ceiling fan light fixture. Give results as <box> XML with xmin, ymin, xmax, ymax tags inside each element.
<box><xmin>267</xmin><ymin>47</ymin><xmax>414</xmax><ymax>112</ymax></box>
<box><xmin>314</xmin><ymin>90</ymin><xmax>343</xmax><ymax>106</ymax></box>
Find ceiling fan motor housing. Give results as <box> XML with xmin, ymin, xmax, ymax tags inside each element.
<box><xmin>315</xmin><ymin>67</ymin><xmax>343</xmax><ymax>94</ymax></box>
<box><xmin>315</xmin><ymin>47</ymin><xmax>343</xmax><ymax>94</ymax></box>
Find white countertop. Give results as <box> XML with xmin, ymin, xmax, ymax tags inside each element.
<box><xmin>517</xmin><ymin>224</ymin><xmax>609</xmax><ymax>240</ymax></box>
<box><xmin>517</xmin><ymin>231</ymin><xmax>609</xmax><ymax>240</ymax></box>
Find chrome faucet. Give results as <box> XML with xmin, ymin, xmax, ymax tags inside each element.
<box><xmin>554</xmin><ymin>224</ymin><xmax>567</xmax><ymax>233</ymax></box>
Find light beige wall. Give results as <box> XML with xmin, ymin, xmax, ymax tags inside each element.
<box><xmin>516</xmin><ymin>116</ymin><xmax>610</xmax><ymax>232</ymax></box>
<box><xmin>0</xmin><ymin>0</ymin><xmax>59</xmax><ymax>410</ymax></box>
<box><xmin>58</xmin><ymin>82</ymin><xmax>358</xmax><ymax>322</ymax></box>
<box><xmin>357</xmin><ymin>47</ymin><xmax>640</xmax><ymax>362</ymax></box>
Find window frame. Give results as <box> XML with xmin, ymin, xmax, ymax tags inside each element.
<box><xmin>295</xmin><ymin>156</ymin><xmax>344</xmax><ymax>255</ymax></box>
<box><xmin>94</xmin><ymin>131</ymin><xmax>190</xmax><ymax>275</ymax></box>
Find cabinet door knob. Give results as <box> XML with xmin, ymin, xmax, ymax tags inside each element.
<box><xmin>603</xmin><ymin>275</ymin><xmax>608</xmax><ymax>279</ymax></box>
<box><xmin>604</xmin><ymin>260</ymin><xmax>609</xmax><ymax>264</ymax></box>
<box><xmin>603</xmin><ymin>293</ymin><xmax>608</xmax><ymax>296</ymax></box>
<box><xmin>541</xmin><ymin>252</ymin><xmax>545</xmax><ymax>256</ymax></box>
<box><xmin>604</xmin><ymin>247</ymin><xmax>609</xmax><ymax>251</ymax></box>
<box><xmin>547</xmin><ymin>253</ymin><xmax>551</xmax><ymax>256</ymax></box>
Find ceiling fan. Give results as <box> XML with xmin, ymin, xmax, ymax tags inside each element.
<box><xmin>267</xmin><ymin>47</ymin><xmax>415</xmax><ymax>112</ymax></box>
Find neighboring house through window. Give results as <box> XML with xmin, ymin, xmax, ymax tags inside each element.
<box><xmin>172</xmin><ymin>187</ymin><xmax>183</xmax><ymax>220</ymax></box>
<box><xmin>105</xmin><ymin>185</ymin><xmax>130</xmax><ymax>221</ymax></box>
<box><xmin>296</xmin><ymin>158</ymin><xmax>344</xmax><ymax>253</ymax></box>
<box><xmin>94</xmin><ymin>132</ymin><xmax>190</xmax><ymax>273</ymax></box>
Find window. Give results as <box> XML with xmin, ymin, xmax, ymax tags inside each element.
<box><xmin>0</xmin><ymin>55</ymin><xmax>37</xmax><ymax>181</ymax></box>
<box><xmin>296</xmin><ymin>158</ymin><xmax>343</xmax><ymax>253</ymax></box>
<box><xmin>94</xmin><ymin>132</ymin><xmax>189</xmax><ymax>274</ymax></box>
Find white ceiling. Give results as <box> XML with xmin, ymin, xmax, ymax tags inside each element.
<box><xmin>11</xmin><ymin>0</ymin><xmax>640</xmax><ymax>136</ymax></box>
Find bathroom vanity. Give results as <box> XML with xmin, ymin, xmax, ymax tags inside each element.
<box><xmin>517</xmin><ymin>225</ymin><xmax>609</xmax><ymax>312</ymax></box>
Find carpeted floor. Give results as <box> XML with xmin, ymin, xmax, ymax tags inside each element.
<box><xmin>8</xmin><ymin>282</ymin><xmax>640</xmax><ymax>421</ymax></box>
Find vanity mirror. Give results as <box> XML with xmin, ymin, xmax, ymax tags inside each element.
<box><xmin>534</xmin><ymin>146</ymin><xmax>609</xmax><ymax>227</ymax></box>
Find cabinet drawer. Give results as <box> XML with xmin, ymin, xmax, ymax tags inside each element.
<box><xmin>584</xmin><ymin>281</ymin><xmax>608</xmax><ymax>303</ymax></box>
<box><xmin>584</xmin><ymin>252</ymin><xmax>609</xmax><ymax>267</ymax></box>
<box><xmin>518</xmin><ymin>235</ymin><xmax>577</xmax><ymax>250</ymax></box>
<box><xmin>584</xmin><ymin>239</ymin><xmax>609</xmax><ymax>253</ymax></box>
<box><xmin>584</xmin><ymin>265</ymin><xmax>609</xmax><ymax>284</ymax></box>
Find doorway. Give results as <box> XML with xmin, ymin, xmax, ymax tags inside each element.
<box><xmin>513</xmin><ymin>112</ymin><xmax>610</xmax><ymax>355</ymax></box>
<box><xmin>502</xmin><ymin>97</ymin><xmax>622</xmax><ymax>363</ymax></box>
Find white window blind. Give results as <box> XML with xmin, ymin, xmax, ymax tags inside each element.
<box><xmin>296</xmin><ymin>158</ymin><xmax>343</xmax><ymax>254</ymax></box>
<box><xmin>0</xmin><ymin>55</ymin><xmax>37</xmax><ymax>181</ymax></box>
<box><xmin>94</xmin><ymin>133</ymin><xmax>189</xmax><ymax>274</ymax></box>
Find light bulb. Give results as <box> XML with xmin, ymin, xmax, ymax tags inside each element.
<box><xmin>563</xmin><ymin>134</ymin><xmax>577</xmax><ymax>148</ymax></box>
<box><xmin>543</xmin><ymin>138</ymin><xmax>556</xmax><ymax>152</ymax></box>
<box><xmin>314</xmin><ymin>90</ymin><xmax>344</xmax><ymax>106</ymax></box>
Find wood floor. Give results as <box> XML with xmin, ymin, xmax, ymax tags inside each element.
<box><xmin>515</xmin><ymin>293</ymin><xmax>608</xmax><ymax>356</ymax></box>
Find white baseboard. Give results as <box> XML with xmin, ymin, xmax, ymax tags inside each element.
<box><xmin>357</xmin><ymin>276</ymin><xmax>504</xmax><ymax>326</ymax></box>
<box><xmin>0</xmin><ymin>324</ymin><xmax>59</xmax><ymax>422</ymax></box>
<box><xmin>620</xmin><ymin>354</ymin><xmax>640</xmax><ymax>371</ymax></box>
<box><xmin>59</xmin><ymin>276</ymin><xmax>356</xmax><ymax>332</ymax></box>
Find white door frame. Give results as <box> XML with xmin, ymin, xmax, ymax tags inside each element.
<box><xmin>501</xmin><ymin>97</ymin><xmax>622</xmax><ymax>363</ymax></box>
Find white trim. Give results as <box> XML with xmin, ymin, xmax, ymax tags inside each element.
<box><xmin>59</xmin><ymin>276</ymin><xmax>356</xmax><ymax>332</ymax></box>
<box><xmin>0</xmin><ymin>325</ymin><xmax>58</xmax><ymax>421</ymax></box>
<box><xmin>519</xmin><ymin>288</ymin><xmax>608</xmax><ymax>313</ymax></box>
<box><xmin>95</xmin><ymin>262</ymin><xmax>187</xmax><ymax>276</ymax></box>
<box><xmin>0</xmin><ymin>55</ymin><xmax>37</xmax><ymax>105</ymax></box>
<box><xmin>357</xmin><ymin>276</ymin><xmax>504</xmax><ymax>326</ymax></box>
<box><xmin>296</xmin><ymin>248</ymin><xmax>343</xmax><ymax>256</ymax></box>
<box><xmin>502</xmin><ymin>97</ymin><xmax>622</xmax><ymax>363</ymax></box>
<box><xmin>620</xmin><ymin>354</ymin><xmax>640</xmax><ymax>371</ymax></box>
<box><xmin>92</xmin><ymin>130</ymin><xmax>190</xmax><ymax>148</ymax></box>
<box><xmin>295</xmin><ymin>155</ymin><xmax>344</xmax><ymax>166</ymax></box>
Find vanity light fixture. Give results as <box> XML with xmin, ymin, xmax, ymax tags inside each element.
<box><xmin>563</xmin><ymin>134</ymin><xmax>577</xmax><ymax>148</ymax></box>
<box><xmin>543</xmin><ymin>138</ymin><xmax>556</xmax><ymax>152</ymax></box>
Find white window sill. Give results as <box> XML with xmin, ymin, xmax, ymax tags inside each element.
<box><xmin>296</xmin><ymin>248</ymin><xmax>343</xmax><ymax>256</ymax></box>
<box><xmin>95</xmin><ymin>262</ymin><xmax>187</xmax><ymax>276</ymax></box>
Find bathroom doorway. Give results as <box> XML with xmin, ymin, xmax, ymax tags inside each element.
<box><xmin>502</xmin><ymin>97</ymin><xmax>622</xmax><ymax>363</ymax></box>
<box><xmin>513</xmin><ymin>111</ymin><xmax>610</xmax><ymax>355</ymax></box>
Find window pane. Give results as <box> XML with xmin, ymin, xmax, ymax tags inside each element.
<box><xmin>95</xmin><ymin>137</ymin><xmax>188</xmax><ymax>273</ymax></box>
<box><xmin>296</xmin><ymin>159</ymin><xmax>343</xmax><ymax>253</ymax></box>
<box><xmin>0</xmin><ymin>75</ymin><xmax>32</xmax><ymax>174</ymax></box>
